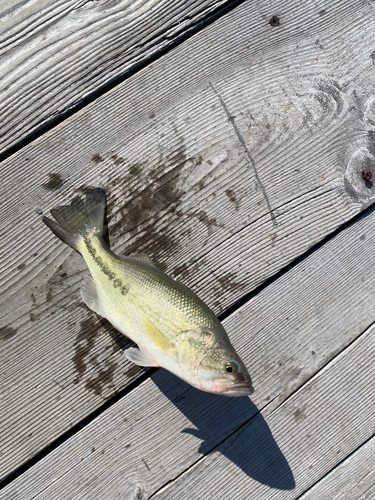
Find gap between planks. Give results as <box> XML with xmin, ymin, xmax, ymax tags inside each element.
<box><xmin>149</xmin><ymin>318</ymin><xmax>375</xmax><ymax>499</ymax></box>
<box><xmin>1</xmin><ymin>202</ymin><xmax>375</xmax><ymax>493</ymax></box>
<box><xmin>295</xmin><ymin>434</ymin><xmax>375</xmax><ymax>500</ymax></box>
<box><xmin>0</xmin><ymin>0</ymin><xmax>245</xmax><ymax>161</ymax></box>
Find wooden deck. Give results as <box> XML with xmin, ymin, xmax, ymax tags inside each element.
<box><xmin>1</xmin><ymin>0</ymin><xmax>374</xmax><ymax>498</ymax></box>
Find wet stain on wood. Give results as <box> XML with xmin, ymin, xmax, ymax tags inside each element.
<box><xmin>84</xmin><ymin>360</ymin><xmax>118</xmax><ymax>396</ymax></box>
<box><xmin>72</xmin><ymin>184</ymin><xmax>91</xmax><ymax>196</ymax></box>
<box><xmin>92</xmin><ymin>154</ymin><xmax>104</xmax><ymax>163</ymax></box>
<box><xmin>109</xmin><ymin>145</ymin><xmax>187</xmax><ymax>236</ymax></box>
<box><xmin>294</xmin><ymin>404</ymin><xmax>308</xmax><ymax>421</ymax></box>
<box><xmin>225</xmin><ymin>189</ymin><xmax>239</xmax><ymax>210</ymax></box>
<box><xmin>42</xmin><ymin>173</ymin><xmax>64</xmax><ymax>191</ymax></box>
<box><xmin>196</xmin><ymin>211</ymin><xmax>222</xmax><ymax>235</ymax></box>
<box><xmin>72</xmin><ymin>315</ymin><xmax>139</xmax><ymax>396</ymax></box>
<box><xmin>217</xmin><ymin>272</ymin><xmax>247</xmax><ymax>294</ymax></box>
<box><xmin>172</xmin><ymin>262</ymin><xmax>192</xmax><ymax>281</ymax></box>
<box><xmin>111</xmin><ymin>154</ymin><xmax>126</xmax><ymax>166</ymax></box>
<box><xmin>72</xmin><ymin>318</ymin><xmax>100</xmax><ymax>384</ymax></box>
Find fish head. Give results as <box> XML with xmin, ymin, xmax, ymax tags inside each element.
<box><xmin>196</xmin><ymin>345</ymin><xmax>254</xmax><ymax>397</ymax></box>
<box><xmin>177</xmin><ymin>328</ymin><xmax>253</xmax><ymax>397</ymax></box>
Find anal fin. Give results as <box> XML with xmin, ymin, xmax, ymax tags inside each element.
<box><xmin>123</xmin><ymin>347</ymin><xmax>160</xmax><ymax>367</ymax></box>
<box><xmin>80</xmin><ymin>276</ymin><xmax>105</xmax><ymax>317</ymax></box>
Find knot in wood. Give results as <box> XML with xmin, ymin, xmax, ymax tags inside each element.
<box><xmin>362</xmin><ymin>171</ymin><xmax>372</xmax><ymax>181</ymax></box>
<box><xmin>269</xmin><ymin>15</ymin><xmax>280</xmax><ymax>27</ymax></box>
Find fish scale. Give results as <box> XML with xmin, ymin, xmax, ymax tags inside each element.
<box><xmin>43</xmin><ymin>187</ymin><xmax>253</xmax><ymax>396</ymax></box>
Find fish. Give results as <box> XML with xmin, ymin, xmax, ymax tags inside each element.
<box><xmin>43</xmin><ymin>188</ymin><xmax>253</xmax><ymax>396</ymax></box>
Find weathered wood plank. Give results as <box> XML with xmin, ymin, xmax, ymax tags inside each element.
<box><xmin>2</xmin><ymin>0</ymin><xmax>375</xmax><ymax>480</ymax></box>
<box><xmin>299</xmin><ymin>437</ymin><xmax>375</xmax><ymax>500</ymax></box>
<box><xmin>153</xmin><ymin>328</ymin><xmax>375</xmax><ymax>500</ymax></box>
<box><xmin>0</xmin><ymin>0</ymin><xmax>229</xmax><ymax>155</ymax></box>
<box><xmin>2</xmin><ymin>193</ymin><xmax>375</xmax><ymax>498</ymax></box>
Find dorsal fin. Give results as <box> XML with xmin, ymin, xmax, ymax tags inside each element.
<box><xmin>120</xmin><ymin>253</ymin><xmax>157</xmax><ymax>268</ymax></box>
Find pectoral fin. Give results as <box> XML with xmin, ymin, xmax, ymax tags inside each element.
<box><xmin>80</xmin><ymin>276</ymin><xmax>106</xmax><ymax>317</ymax></box>
<box><xmin>143</xmin><ymin>318</ymin><xmax>175</xmax><ymax>353</ymax></box>
<box><xmin>123</xmin><ymin>347</ymin><xmax>160</xmax><ymax>367</ymax></box>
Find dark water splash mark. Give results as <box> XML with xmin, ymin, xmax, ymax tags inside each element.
<box><xmin>217</xmin><ymin>272</ymin><xmax>247</xmax><ymax>294</ymax></box>
<box><xmin>72</xmin><ymin>314</ymin><xmax>140</xmax><ymax>397</ymax></box>
<box><xmin>110</xmin><ymin>146</ymin><xmax>188</xmax><ymax>238</ymax></box>
<box><xmin>209</xmin><ymin>272</ymin><xmax>248</xmax><ymax>311</ymax></box>
<box><xmin>196</xmin><ymin>210</ymin><xmax>223</xmax><ymax>235</ymax></box>
<box><xmin>92</xmin><ymin>154</ymin><xmax>104</xmax><ymax>163</ymax></box>
<box><xmin>102</xmin><ymin>144</ymin><xmax>197</xmax><ymax>264</ymax></box>
<box><xmin>84</xmin><ymin>360</ymin><xmax>118</xmax><ymax>396</ymax></box>
<box><xmin>111</xmin><ymin>154</ymin><xmax>126</xmax><ymax>166</ymax></box>
<box><xmin>72</xmin><ymin>318</ymin><xmax>100</xmax><ymax>384</ymax></box>
<box><xmin>225</xmin><ymin>188</ymin><xmax>240</xmax><ymax>210</ymax></box>
<box><xmin>42</xmin><ymin>173</ymin><xmax>64</xmax><ymax>191</ymax></box>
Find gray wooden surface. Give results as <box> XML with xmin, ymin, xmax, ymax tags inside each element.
<box><xmin>300</xmin><ymin>437</ymin><xmax>375</xmax><ymax>500</ymax></box>
<box><xmin>2</xmin><ymin>181</ymin><xmax>375</xmax><ymax>499</ymax></box>
<box><xmin>0</xmin><ymin>0</ymin><xmax>229</xmax><ymax>155</ymax></box>
<box><xmin>1</xmin><ymin>0</ymin><xmax>375</xmax><ymax>497</ymax></box>
<box><xmin>153</xmin><ymin>329</ymin><xmax>374</xmax><ymax>500</ymax></box>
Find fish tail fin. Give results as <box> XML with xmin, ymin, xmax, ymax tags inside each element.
<box><xmin>43</xmin><ymin>188</ymin><xmax>106</xmax><ymax>253</ymax></box>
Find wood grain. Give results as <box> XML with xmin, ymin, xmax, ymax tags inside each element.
<box><xmin>0</xmin><ymin>0</ymin><xmax>229</xmax><ymax>155</ymax></box>
<box><xmin>299</xmin><ymin>437</ymin><xmax>375</xmax><ymax>500</ymax></box>
<box><xmin>2</xmin><ymin>0</ymin><xmax>375</xmax><ymax>481</ymax></box>
<box><xmin>2</xmin><ymin>185</ymin><xmax>375</xmax><ymax>498</ymax></box>
<box><xmin>153</xmin><ymin>328</ymin><xmax>375</xmax><ymax>499</ymax></box>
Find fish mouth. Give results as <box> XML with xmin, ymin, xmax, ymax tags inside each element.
<box><xmin>222</xmin><ymin>384</ymin><xmax>254</xmax><ymax>397</ymax></box>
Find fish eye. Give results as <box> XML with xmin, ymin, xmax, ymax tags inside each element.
<box><xmin>225</xmin><ymin>362</ymin><xmax>238</xmax><ymax>374</ymax></box>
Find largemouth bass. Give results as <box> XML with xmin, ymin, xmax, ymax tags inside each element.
<box><xmin>43</xmin><ymin>188</ymin><xmax>253</xmax><ymax>396</ymax></box>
